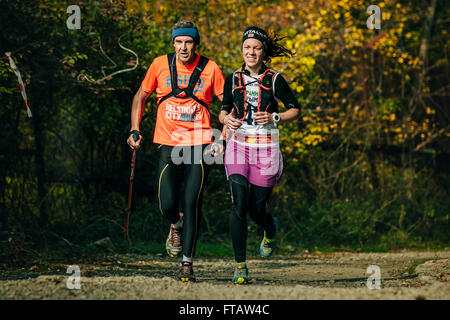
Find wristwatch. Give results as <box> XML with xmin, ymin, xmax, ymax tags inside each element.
<box><xmin>272</xmin><ymin>112</ymin><xmax>281</xmax><ymax>124</ymax></box>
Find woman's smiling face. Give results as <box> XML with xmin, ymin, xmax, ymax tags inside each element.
<box><xmin>242</xmin><ymin>38</ymin><xmax>265</xmax><ymax>70</ymax></box>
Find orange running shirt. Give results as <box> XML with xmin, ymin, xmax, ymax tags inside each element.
<box><xmin>141</xmin><ymin>54</ymin><xmax>225</xmax><ymax>146</ymax></box>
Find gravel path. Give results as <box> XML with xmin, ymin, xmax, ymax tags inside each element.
<box><xmin>0</xmin><ymin>250</ymin><xmax>449</xmax><ymax>300</ymax></box>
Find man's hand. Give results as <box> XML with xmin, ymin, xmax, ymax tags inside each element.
<box><xmin>127</xmin><ymin>131</ymin><xmax>143</xmax><ymax>150</ymax></box>
<box><xmin>210</xmin><ymin>142</ymin><xmax>224</xmax><ymax>157</ymax></box>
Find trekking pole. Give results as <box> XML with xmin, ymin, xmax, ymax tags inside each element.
<box><xmin>125</xmin><ymin>132</ymin><xmax>140</xmax><ymax>238</ymax></box>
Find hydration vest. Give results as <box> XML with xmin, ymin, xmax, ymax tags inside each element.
<box><xmin>231</xmin><ymin>67</ymin><xmax>279</xmax><ymax>122</ymax></box>
<box><xmin>157</xmin><ymin>52</ymin><xmax>209</xmax><ymax>109</ymax></box>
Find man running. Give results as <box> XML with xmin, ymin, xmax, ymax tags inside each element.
<box><xmin>127</xmin><ymin>20</ymin><xmax>225</xmax><ymax>282</ymax></box>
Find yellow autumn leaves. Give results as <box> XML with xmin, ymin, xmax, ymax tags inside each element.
<box><xmin>123</xmin><ymin>0</ymin><xmax>445</xmax><ymax>159</ymax></box>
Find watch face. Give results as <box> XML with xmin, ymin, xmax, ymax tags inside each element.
<box><xmin>273</xmin><ymin>113</ymin><xmax>280</xmax><ymax>122</ymax></box>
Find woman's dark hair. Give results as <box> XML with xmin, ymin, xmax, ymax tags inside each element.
<box><xmin>264</xmin><ymin>31</ymin><xmax>295</xmax><ymax>63</ymax></box>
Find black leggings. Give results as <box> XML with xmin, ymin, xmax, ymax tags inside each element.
<box><xmin>229</xmin><ymin>174</ymin><xmax>275</xmax><ymax>263</ymax></box>
<box><xmin>156</xmin><ymin>144</ymin><xmax>210</xmax><ymax>258</ymax></box>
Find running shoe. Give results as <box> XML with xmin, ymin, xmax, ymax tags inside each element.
<box><xmin>166</xmin><ymin>224</ymin><xmax>182</xmax><ymax>258</ymax></box>
<box><xmin>259</xmin><ymin>217</ymin><xmax>280</xmax><ymax>258</ymax></box>
<box><xmin>179</xmin><ymin>261</ymin><xmax>196</xmax><ymax>282</ymax></box>
<box><xmin>232</xmin><ymin>262</ymin><xmax>248</xmax><ymax>284</ymax></box>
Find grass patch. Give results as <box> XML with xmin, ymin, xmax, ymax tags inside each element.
<box><xmin>125</xmin><ymin>240</ymin><xmax>165</xmax><ymax>255</ymax></box>
<box><xmin>196</xmin><ymin>242</ymin><xmax>234</xmax><ymax>257</ymax></box>
<box><xmin>395</xmin><ymin>262</ymin><xmax>420</xmax><ymax>277</ymax></box>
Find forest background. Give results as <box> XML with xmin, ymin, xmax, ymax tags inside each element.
<box><xmin>0</xmin><ymin>0</ymin><xmax>448</xmax><ymax>267</ymax></box>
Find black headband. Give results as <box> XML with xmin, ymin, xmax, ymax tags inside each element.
<box><xmin>242</xmin><ymin>26</ymin><xmax>268</xmax><ymax>48</ymax></box>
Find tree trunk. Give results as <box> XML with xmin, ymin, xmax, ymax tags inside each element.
<box><xmin>419</xmin><ymin>0</ymin><xmax>437</xmax><ymax>66</ymax></box>
<box><xmin>31</xmin><ymin>102</ymin><xmax>49</xmax><ymax>229</ymax></box>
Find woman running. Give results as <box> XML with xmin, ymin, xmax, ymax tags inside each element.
<box><xmin>219</xmin><ymin>26</ymin><xmax>301</xmax><ymax>284</ymax></box>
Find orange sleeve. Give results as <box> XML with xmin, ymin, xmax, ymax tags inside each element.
<box><xmin>140</xmin><ymin>58</ymin><xmax>160</xmax><ymax>93</ymax></box>
<box><xmin>211</xmin><ymin>61</ymin><xmax>225</xmax><ymax>97</ymax></box>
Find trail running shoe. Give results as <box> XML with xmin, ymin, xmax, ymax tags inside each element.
<box><xmin>232</xmin><ymin>262</ymin><xmax>248</xmax><ymax>285</ymax></box>
<box><xmin>259</xmin><ymin>217</ymin><xmax>280</xmax><ymax>258</ymax></box>
<box><xmin>179</xmin><ymin>261</ymin><xmax>196</xmax><ymax>282</ymax></box>
<box><xmin>166</xmin><ymin>225</ymin><xmax>182</xmax><ymax>258</ymax></box>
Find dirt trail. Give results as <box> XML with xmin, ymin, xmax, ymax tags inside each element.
<box><xmin>0</xmin><ymin>250</ymin><xmax>449</xmax><ymax>300</ymax></box>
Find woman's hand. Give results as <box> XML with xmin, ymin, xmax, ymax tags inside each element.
<box><xmin>253</xmin><ymin>112</ymin><xmax>274</xmax><ymax>125</ymax></box>
<box><xmin>224</xmin><ymin>110</ymin><xmax>242</xmax><ymax>130</ymax></box>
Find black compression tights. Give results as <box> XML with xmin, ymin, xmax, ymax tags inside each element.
<box><xmin>229</xmin><ymin>174</ymin><xmax>275</xmax><ymax>263</ymax></box>
<box><xmin>156</xmin><ymin>145</ymin><xmax>210</xmax><ymax>258</ymax></box>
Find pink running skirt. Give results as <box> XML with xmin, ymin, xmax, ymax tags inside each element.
<box><xmin>224</xmin><ymin>135</ymin><xmax>283</xmax><ymax>187</ymax></box>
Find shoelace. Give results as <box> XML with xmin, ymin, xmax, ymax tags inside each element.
<box><xmin>181</xmin><ymin>262</ymin><xmax>192</xmax><ymax>275</ymax></box>
<box><xmin>236</xmin><ymin>263</ymin><xmax>247</xmax><ymax>274</ymax></box>
<box><xmin>262</xmin><ymin>239</ymin><xmax>272</xmax><ymax>248</ymax></box>
<box><xmin>171</xmin><ymin>226</ymin><xmax>182</xmax><ymax>246</ymax></box>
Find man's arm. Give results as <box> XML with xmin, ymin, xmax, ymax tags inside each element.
<box><xmin>127</xmin><ymin>87</ymin><xmax>150</xmax><ymax>150</ymax></box>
